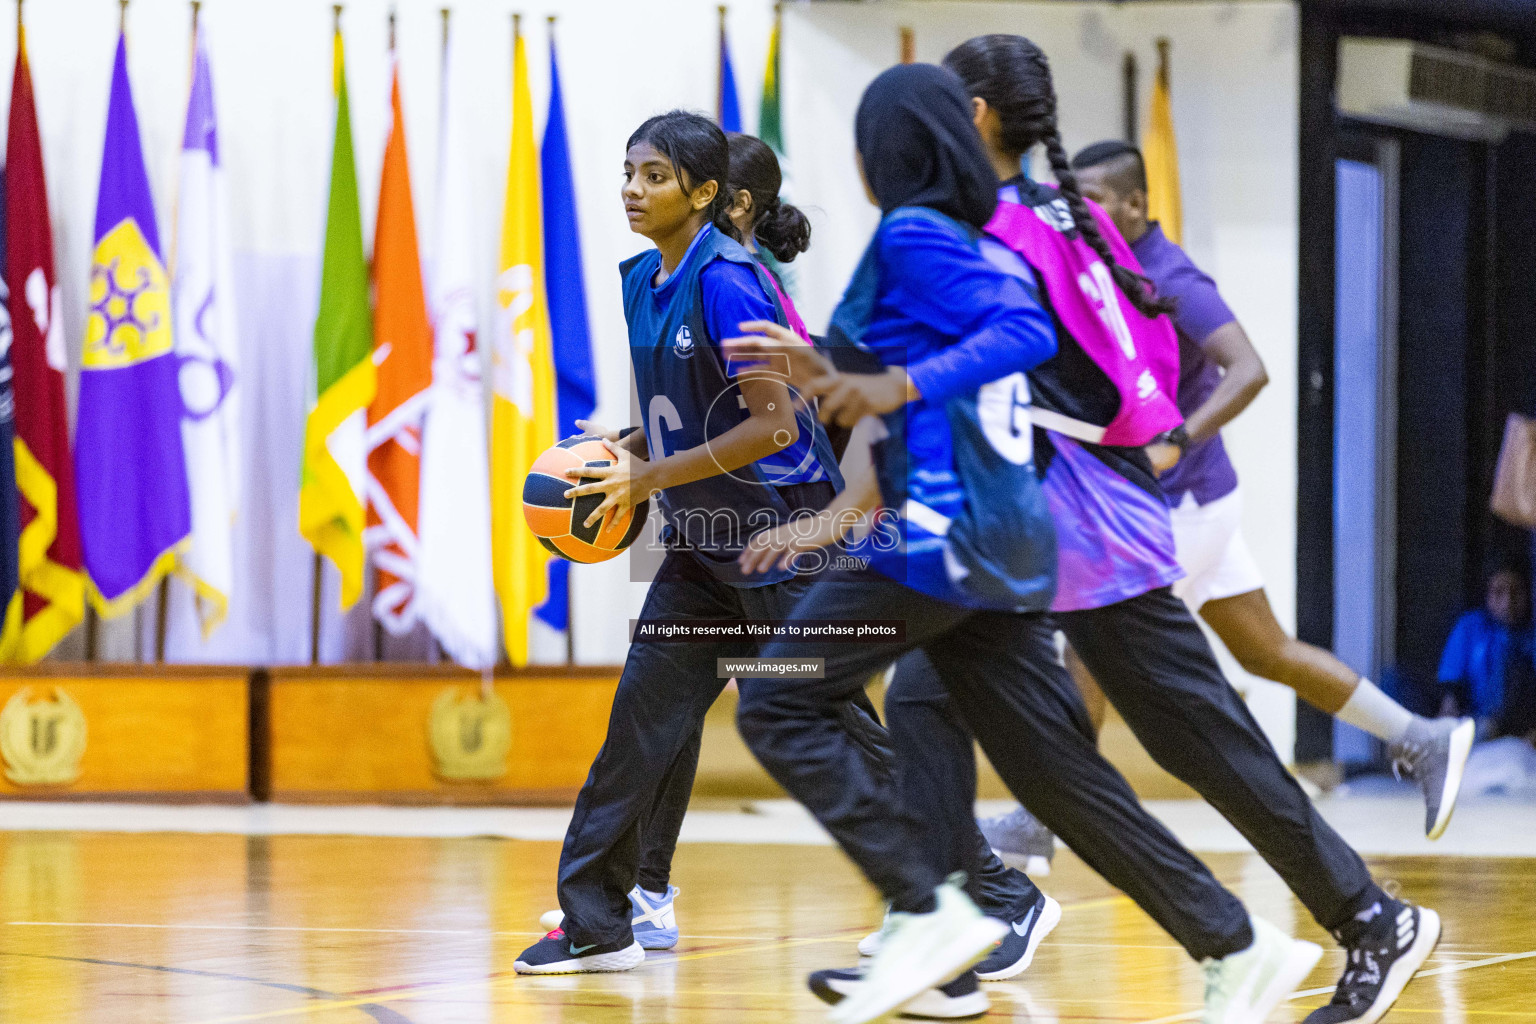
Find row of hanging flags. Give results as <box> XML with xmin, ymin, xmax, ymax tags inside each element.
<box><xmin>298</xmin><ymin>7</ymin><xmax>775</xmax><ymax>669</ymax></box>
<box><xmin>0</xmin><ymin>17</ymin><xmax>236</xmax><ymax>666</ymax></box>
<box><xmin>298</xmin><ymin>14</ymin><xmax>607</xmax><ymax>671</ymax></box>
<box><xmin>0</xmin><ymin>3</ymin><xmax>804</xmax><ymax>668</ymax></box>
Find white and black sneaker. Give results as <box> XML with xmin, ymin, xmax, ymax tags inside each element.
<box><xmin>809</xmin><ymin>966</ymin><xmax>989</xmax><ymax>1020</ymax></box>
<box><xmin>1303</xmin><ymin>900</ymin><xmax>1441</xmax><ymax>1024</ymax></box>
<box><xmin>975</xmin><ymin>893</ymin><xmax>1061</xmax><ymax>980</ymax></box>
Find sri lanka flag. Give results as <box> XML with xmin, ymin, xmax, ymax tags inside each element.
<box><xmin>75</xmin><ymin>32</ymin><xmax>191</xmax><ymax>618</ymax></box>
<box><xmin>300</xmin><ymin>24</ymin><xmax>375</xmax><ymax>612</ymax></box>
<box><xmin>6</xmin><ymin>25</ymin><xmax>83</xmax><ymax>661</ymax></box>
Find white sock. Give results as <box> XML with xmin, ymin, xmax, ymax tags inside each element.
<box><xmin>1336</xmin><ymin>678</ymin><xmax>1415</xmax><ymax>743</ymax></box>
<box><xmin>641</xmin><ymin>888</ymin><xmax>669</xmax><ymax>904</ymax></box>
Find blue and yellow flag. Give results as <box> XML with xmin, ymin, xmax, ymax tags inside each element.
<box><xmin>74</xmin><ymin>33</ymin><xmax>191</xmax><ymax>618</ymax></box>
<box><xmin>534</xmin><ymin>32</ymin><xmax>596</xmax><ymax>635</ymax></box>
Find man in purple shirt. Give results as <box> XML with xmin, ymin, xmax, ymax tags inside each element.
<box><xmin>1063</xmin><ymin>140</ymin><xmax>1472</xmax><ymax>840</ymax></box>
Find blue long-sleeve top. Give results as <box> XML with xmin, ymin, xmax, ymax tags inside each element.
<box><xmin>849</xmin><ymin>212</ymin><xmax>1058</xmax><ymax>606</ymax></box>
<box><xmin>863</xmin><ymin>216</ymin><xmax>1058</xmax><ymax>401</ymax></box>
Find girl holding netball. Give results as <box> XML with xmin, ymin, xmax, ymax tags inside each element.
<box><xmin>513</xmin><ymin>111</ymin><xmax>845</xmax><ymax>975</ymax></box>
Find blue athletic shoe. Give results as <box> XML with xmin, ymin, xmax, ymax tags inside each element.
<box><xmin>512</xmin><ymin>928</ymin><xmax>645</xmax><ymax>975</ymax></box>
<box><xmin>975</xmin><ymin>894</ymin><xmax>1060</xmax><ymax>980</ymax></box>
<box><xmin>628</xmin><ymin>885</ymin><xmax>680</xmax><ymax>950</ymax></box>
<box><xmin>536</xmin><ymin>884</ymin><xmax>680</xmax><ymax>951</ymax></box>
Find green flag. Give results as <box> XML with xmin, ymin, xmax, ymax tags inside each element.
<box><xmin>298</xmin><ymin>25</ymin><xmax>375</xmax><ymax>611</ymax></box>
<box><xmin>759</xmin><ymin>5</ymin><xmax>783</xmax><ymax>153</ymax></box>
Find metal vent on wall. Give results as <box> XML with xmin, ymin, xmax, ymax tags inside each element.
<box><xmin>1340</xmin><ymin>37</ymin><xmax>1536</xmax><ymax>141</ymax></box>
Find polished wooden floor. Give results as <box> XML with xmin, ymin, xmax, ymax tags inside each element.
<box><xmin>0</xmin><ymin>830</ymin><xmax>1530</xmax><ymax>1023</ymax></box>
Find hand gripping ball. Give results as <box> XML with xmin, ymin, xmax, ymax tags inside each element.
<box><xmin>521</xmin><ymin>435</ymin><xmax>649</xmax><ymax>563</ymax></box>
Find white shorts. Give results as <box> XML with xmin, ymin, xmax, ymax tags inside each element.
<box><xmin>1169</xmin><ymin>487</ymin><xmax>1265</xmax><ymax>611</ymax></box>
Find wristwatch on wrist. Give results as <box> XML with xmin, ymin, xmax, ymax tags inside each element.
<box><xmin>1155</xmin><ymin>425</ymin><xmax>1190</xmax><ymax>452</ymax></box>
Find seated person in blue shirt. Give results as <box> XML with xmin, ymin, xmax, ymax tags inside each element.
<box><xmin>1438</xmin><ymin>557</ymin><xmax>1533</xmax><ymax>739</ymax></box>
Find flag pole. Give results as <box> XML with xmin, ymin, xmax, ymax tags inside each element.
<box><xmin>435</xmin><ymin>4</ymin><xmax>449</xmax><ymax>668</ymax></box>
<box><xmin>552</xmin><ymin>13</ymin><xmax>573</xmax><ymax>669</ymax></box>
<box><xmin>899</xmin><ymin>26</ymin><xmax>914</xmax><ymax>64</ymax></box>
<box><xmin>1122</xmin><ymin>51</ymin><xmax>1137</xmax><ymax>143</ymax></box>
<box><xmin>387</xmin><ymin>7</ymin><xmax>395</xmax><ymax>54</ymax></box>
<box><xmin>313</xmin><ymin>2</ymin><xmax>341</xmax><ymax>668</ymax></box>
<box><xmin>119</xmin><ymin>0</ymin><xmax>127</xmax><ymax>33</ymax></box>
<box><xmin>717</xmin><ymin>5</ymin><xmax>727</xmax><ymax>122</ymax></box>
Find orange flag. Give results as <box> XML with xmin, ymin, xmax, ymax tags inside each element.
<box><xmin>365</xmin><ymin>60</ymin><xmax>433</xmax><ymax>634</ymax></box>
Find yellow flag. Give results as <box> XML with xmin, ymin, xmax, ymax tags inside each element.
<box><xmin>1142</xmin><ymin>39</ymin><xmax>1182</xmax><ymax>245</ymax></box>
<box><xmin>490</xmin><ymin>27</ymin><xmax>557</xmax><ymax>667</ymax></box>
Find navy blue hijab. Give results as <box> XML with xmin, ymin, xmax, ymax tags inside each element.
<box><xmin>854</xmin><ymin>63</ymin><xmax>1000</xmax><ymax>230</ymax></box>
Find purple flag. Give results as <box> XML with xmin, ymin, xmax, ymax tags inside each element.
<box><xmin>75</xmin><ymin>33</ymin><xmax>191</xmax><ymax>617</ymax></box>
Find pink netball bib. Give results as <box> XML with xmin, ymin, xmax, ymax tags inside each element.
<box><xmin>985</xmin><ymin>194</ymin><xmax>1181</xmax><ymax>447</ymax></box>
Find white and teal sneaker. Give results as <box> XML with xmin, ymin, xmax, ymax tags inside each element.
<box><xmin>538</xmin><ymin>885</ymin><xmax>681</xmax><ymax>951</ymax></box>
<box><xmin>1202</xmin><ymin>916</ymin><xmax>1323</xmax><ymax>1024</ymax></box>
<box><xmin>829</xmin><ymin>879</ymin><xmax>1006</xmax><ymax>1024</ymax></box>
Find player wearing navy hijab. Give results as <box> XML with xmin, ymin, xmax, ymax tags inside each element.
<box><xmin>724</xmin><ymin>64</ymin><xmax>1318</xmax><ymax>1024</ymax></box>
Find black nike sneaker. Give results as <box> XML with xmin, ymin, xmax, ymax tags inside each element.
<box><xmin>975</xmin><ymin>893</ymin><xmax>1061</xmax><ymax>980</ymax></box>
<box><xmin>808</xmin><ymin>966</ymin><xmax>989</xmax><ymax>1020</ymax></box>
<box><xmin>512</xmin><ymin>927</ymin><xmax>645</xmax><ymax>975</ymax></box>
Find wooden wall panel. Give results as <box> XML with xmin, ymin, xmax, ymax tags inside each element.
<box><xmin>0</xmin><ymin>667</ymin><xmax>248</xmax><ymax>800</ymax></box>
<box><xmin>266</xmin><ymin>667</ymin><xmax>619</xmax><ymax>804</ymax></box>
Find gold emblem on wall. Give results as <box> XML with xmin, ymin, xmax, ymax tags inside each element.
<box><xmin>429</xmin><ymin>687</ymin><xmax>511</xmax><ymax>782</ymax></box>
<box><xmin>0</xmin><ymin>687</ymin><xmax>87</xmax><ymax>786</ymax></box>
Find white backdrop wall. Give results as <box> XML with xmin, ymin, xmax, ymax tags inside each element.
<box><xmin>14</xmin><ymin>0</ymin><xmax>1301</xmax><ymax>756</ymax></box>
<box><xmin>10</xmin><ymin>0</ymin><xmax>772</xmax><ymax>664</ymax></box>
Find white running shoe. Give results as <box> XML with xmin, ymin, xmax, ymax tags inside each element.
<box><xmin>1202</xmin><ymin>916</ymin><xmax>1323</xmax><ymax>1024</ymax></box>
<box><xmin>857</xmin><ymin>908</ymin><xmax>889</xmax><ymax>958</ymax></box>
<box><xmin>829</xmin><ymin>879</ymin><xmax>1006</xmax><ymax>1024</ymax></box>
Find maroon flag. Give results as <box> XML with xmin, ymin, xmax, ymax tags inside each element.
<box><xmin>7</xmin><ymin>28</ymin><xmax>84</xmax><ymax>661</ymax></box>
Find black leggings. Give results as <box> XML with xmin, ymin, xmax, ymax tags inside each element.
<box><xmin>736</xmin><ymin>572</ymin><xmax>1254</xmax><ymax>962</ymax></box>
<box><xmin>909</xmin><ymin>588</ymin><xmax>1383</xmax><ymax>936</ymax></box>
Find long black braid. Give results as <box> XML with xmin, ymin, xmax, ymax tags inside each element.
<box><xmin>943</xmin><ymin>35</ymin><xmax>1174</xmax><ymax>318</ymax></box>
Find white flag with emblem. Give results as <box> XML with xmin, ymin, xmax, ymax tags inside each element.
<box><xmin>415</xmin><ymin>20</ymin><xmax>496</xmax><ymax>668</ymax></box>
<box><xmin>172</xmin><ymin>26</ymin><xmax>240</xmax><ymax>636</ymax></box>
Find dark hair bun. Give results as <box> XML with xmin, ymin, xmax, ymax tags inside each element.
<box><xmin>754</xmin><ymin>200</ymin><xmax>812</xmax><ymax>263</ymax></box>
